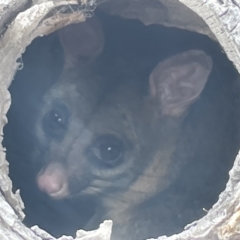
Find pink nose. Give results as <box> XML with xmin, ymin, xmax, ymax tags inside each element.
<box><xmin>37</xmin><ymin>173</ymin><xmax>62</xmax><ymax>195</ymax></box>
<box><xmin>37</xmin><ymin>163</ymin><xmax>69</xmax><ymax>199</ymax></box>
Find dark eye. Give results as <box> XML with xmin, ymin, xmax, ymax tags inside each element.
<box><xmin>42</xmin><ymin>103</ymin><xmax>69</xmax><ymax>139</ymax></box>
<box><xmin>88</xmin><ymin>135</ymin><xmax>124</xmax><ymax>166</ymax></box>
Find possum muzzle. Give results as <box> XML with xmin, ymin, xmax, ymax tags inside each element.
<box><xmin>37</xmin><ymin>162</ymin><xmax>69</xmax><ymax>199</ymax></box>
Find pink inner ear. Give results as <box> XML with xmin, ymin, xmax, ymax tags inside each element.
<box><xmin>149</xmin><ymin>50</ymin><xmax>213</xmax><ymax>117</ymax></box>
<box><xmin>58</xmin><ymin>17</ymin><xmax>105</xmax><ymax>63</ymax></box>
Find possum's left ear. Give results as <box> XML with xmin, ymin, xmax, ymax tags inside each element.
<box><xmin>58</xmin><ymin>16</ymin><xmax>104</xmax><ymax>65</ymax></box>
<box><xmin>149</xmin><ymin>50</ymin><xmax>213</xmax><ymax>117</ymax></box>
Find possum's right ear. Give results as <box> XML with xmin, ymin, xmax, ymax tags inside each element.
<box><xmin>58</xmin><ymin>16</ymin><xmax>105</xmax><ymax>65</ymax></box>
<box><xmin>149</xmin><ymin>50</ymin><xmax>213</xmax><ymax>117</ymax></box>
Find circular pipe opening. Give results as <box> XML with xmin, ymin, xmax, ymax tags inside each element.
<box><xmin>1</xmin><ymin>1</ymin><xmax>240</xmax><ymax>239</ymax></box>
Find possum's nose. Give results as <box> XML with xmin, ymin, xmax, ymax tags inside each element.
<box><xmin>37</xmin><ymin>163</ymin><xmax>69</xmax><ymax>199</ymax></box>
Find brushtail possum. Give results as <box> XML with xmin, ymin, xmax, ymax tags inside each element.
<box><xmin>33</xmin><ymin>17</ymin><xmax>238</xmax><ymax>239</ymax></box>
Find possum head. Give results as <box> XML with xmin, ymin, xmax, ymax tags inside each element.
<box><xmin>34</xmin><ymin>18</ymin><xmax>213</xmax><ymax>205</ymax></box>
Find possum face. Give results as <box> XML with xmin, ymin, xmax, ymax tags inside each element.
<box><xmin>34</xmin><ymin>17</ymin><xmax>213</xmax><ymax>202</ymax></box>
<box><xmin>35</xmin><ymin>67</ymin><xmax>151</xmax><ymax>199</ymax></box>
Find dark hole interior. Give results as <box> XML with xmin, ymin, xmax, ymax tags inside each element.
<box><xmin>3</xmin><ymin>7</ymin><xmax>240</xmax><ymax>240</ymax></box>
